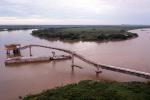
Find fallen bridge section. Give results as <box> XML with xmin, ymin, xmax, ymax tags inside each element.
<box><xmin>72</xmin><ymin>52</ymin><xmax>150</xmax><ymax>79</ymax></box>
<box><xmin>20</xmin><ymin>44</ymin><xmax>150</xmax><ymax>79</ymax></box>
<box><xmin>5</xmin><ymin>55</ymin><xmax>71</xmax><ymax>65</ymax></box>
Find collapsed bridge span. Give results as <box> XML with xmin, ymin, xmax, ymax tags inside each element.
<box><xmin>20</xmin><ymin>44</ymin><xmax>150</xmax><ymax>79</ymax></box>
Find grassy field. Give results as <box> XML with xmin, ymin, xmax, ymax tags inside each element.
<box><xmin>31</xmin><ymin>27</ymin><xmax>138</xmax><ymax>41</ymax></box>
<box><xmin>24</xmin><ymin>80</ymin><xmax>150</xmax><ymax>100</ymax></box>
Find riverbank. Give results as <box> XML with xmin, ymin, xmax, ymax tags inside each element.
<box><xmin>24</xmin><ymin>80</ymin><xmax>150</xmax><ymax>100</ymax></box>
<box><xmin>1</xmin><ymin>28</ymin><xmax>150</xmax><ymax>100</ymax></box>
<box><xmin>31</xmin><ymin>27</ymin><xmax>139</xmax><ymax>41</ymax></box>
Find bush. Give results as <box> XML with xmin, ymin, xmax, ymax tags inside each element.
<box><xmin>31</xmin><ymin>28</ymin><xmax>138</xmax><ymax>42</ymax></box>
<box><xmin>24</xmin><ymin>80</ymin><xmax>150</xmax><ymax>100</ymax></box>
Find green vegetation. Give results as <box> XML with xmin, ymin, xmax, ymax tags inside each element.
<box><xmin>24</xmin><ymin>80</ymin><xmax>150</xmax><ymax>100</ymax></box>
<box><xmin>0</xmin><ymin>25</ymin><xmax>150</xmax><ymax>32</ymax></box>
<box><xmin>31</xmin><ymin>28</ymin><xmax>138</xmax><ymax>41</ymax></box>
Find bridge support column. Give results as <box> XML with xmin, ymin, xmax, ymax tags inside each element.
<box><xmin>95</xmin><ymin>67</ymin><xmax>102</xmax><ymax>76</ymax></box>
<box><xmin>52</xmin><ymin>51</ymin><xmax>55</xmax><ymax>58</ymax></box>
<box><xmin>6</xmin><ymin>50</ymin><xmax>10</xmax><ymax>55</ymax></box>
<box><xmin>71</xmin><ymin>53</ymin><xmax>74</xmax><ymax>69</ymax></box>
<box><xmin>6</xmin><ymin>50</ymin><xmax>10</xmax><ymax>58</ymax></box>
<box><xmin>29</xmin><ymin>46</ymin><xmax>32</xmax><ymax>57</ymax></box>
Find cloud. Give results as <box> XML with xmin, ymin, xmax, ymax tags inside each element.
<box><xmin>0</xmin><ymin>0</ymin><xmax>150</xmax><ymax>25</ymax></box>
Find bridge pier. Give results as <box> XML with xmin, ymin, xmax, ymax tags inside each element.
<box><xmin>95</xmin><ymin>67</ymin><xmax>102</xmax><ymax>76</ymax></box>
<box><xmin>71</xmin><ymin>53</ymin><xmax>74</xmax><ymax>69</ymax></box>
<box><xmin>29</xmin><ymin>46</ymin><xmax>32</xmax><ymax>57</ymax></box>
<box><xmin>18</xmin><ymin>44</ymin><xmax>150</xmax><ymax>79</ymax></box>
<box><xmin>52</xmin><ymin>51</ymin><xmax>56</xmax><ymax>58</ymax></box>
<box><xmin>71</xmin><ymin>54</ymin><xmax>74</xmax><ymax>67</ymax></box>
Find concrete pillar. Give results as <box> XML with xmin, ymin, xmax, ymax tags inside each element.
<box><xmin>29</xmin><ymin>46</ymin><xmax>32</xmax><ymax>56</ymax></box>
<box><xmin>52</xmin><ymin>51</ymin><xmax>55</xmax><ymax>58</ymax></box>
<box><xmin>6</xmin><ymin>50</ymin><xmax>10</xmax><ymax>55</ymax></box>
<box><xmin>96</xmin><ymin>67</ymin><xmax>102</xmax><ymax>76</ymax></box>
<box><xmin>71</xmin><ymin>53</ymin><xmax>74</xmax><ymax>67</ymax></box>
<box><xmin>6</xmin><ymin>50</ymin><xmax>10</xmax><ymax>58</ymax></box>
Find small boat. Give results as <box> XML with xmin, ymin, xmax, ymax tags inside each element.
<box><xmin>5</xmin><ymin>55</ymin><xmax>71</xmax><ymax>65</ymax></box>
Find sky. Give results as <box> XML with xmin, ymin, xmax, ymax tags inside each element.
<box><xmin>0</xmin><ymin>0</ymin><xmax>150</xmax><ymax>25</ymax></box>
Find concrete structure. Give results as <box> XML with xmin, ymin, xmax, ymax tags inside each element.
<box><xmin>18</xmin><ymin>44</ymin><xmax>150</xmax><ymax>79</ymax></box>
<box><xmin>5</xmin><ymin>44</ymin><xmax>21</xmax><ymax>57</ymax></box>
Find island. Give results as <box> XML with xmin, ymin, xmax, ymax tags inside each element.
<box><xmin>24</xmin><ymin>80</ymin><xmax>150</xmax><ymax>100</ymax></box>
<box><xmin>31</xmin><ymin>27</ymin><xmax>138</xmax><ymax>41</ymax></box>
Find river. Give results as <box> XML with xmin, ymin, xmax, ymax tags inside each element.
<box><xmin>0</xmin><ymin>28</ymin><xmax>150</xmax><ymax>100</ymax></box>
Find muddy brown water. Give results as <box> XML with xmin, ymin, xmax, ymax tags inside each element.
<box><xmin>0</xmin><ymin>29</ymin><xmax>150</xmax><ymax>100</ymax></box>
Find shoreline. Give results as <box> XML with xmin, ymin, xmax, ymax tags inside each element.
<box><xmin>23</xmin><ymin>80</ymin><xmax>150</xmax><ymax>100</ymax></box>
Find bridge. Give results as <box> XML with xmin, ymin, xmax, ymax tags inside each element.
<box><xmin>20</xmin><ymin>44</ymin><xmax>150</xmax><ymax>79</ymax></box>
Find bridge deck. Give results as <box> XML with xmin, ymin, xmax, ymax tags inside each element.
<box><xmin>20</xmin><ymin>44</ymin><xmax>150</xmax><ymax>79</ymax></box>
